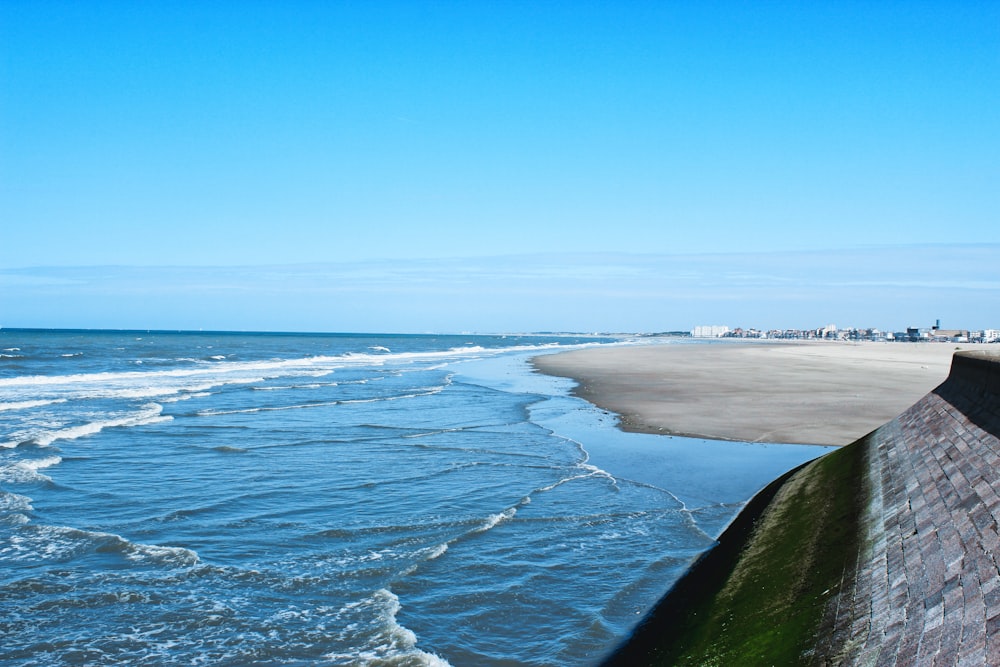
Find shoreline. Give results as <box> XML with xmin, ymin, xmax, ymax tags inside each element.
<box><xmin>596</xmin><ymin>349</ymin><xmax>1000</xmax><ymax>664</ymax></box>
<box><xmin>533</xmin><ymin>340</ymin><xmax>979</xmax><ymax>446</ymax></box>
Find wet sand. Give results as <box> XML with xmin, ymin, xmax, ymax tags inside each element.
<box><xmin>533</xmin><ymin>341</ymin><xmax>979</xmax><ymax>446</ymax></box>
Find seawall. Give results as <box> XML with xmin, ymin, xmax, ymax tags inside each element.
<box><xmin>601</xmin><ymin>350</ymin><xmax>1000</xmax><ymax>665</ymax></box>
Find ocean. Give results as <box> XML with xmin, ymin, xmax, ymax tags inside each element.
<box><xmin>0</xmin><ymin>330</ymin><xmax>831</xmax><ymax>666</ymax></box>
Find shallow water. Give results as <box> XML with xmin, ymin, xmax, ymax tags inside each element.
<box><xmin>0</xmin><ymin>330</ymin><xmax>831</xmax><ymax>665</ymax></box>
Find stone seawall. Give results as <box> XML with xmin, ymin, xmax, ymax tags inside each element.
<box><xmin>601</xmin><ymin>350</ymin><xmax>1000</xmax><ymax>665</ymax></box>
<box><xmin>817</xmin><ymin>350</ymin><xmax>1000</xmax><ymax>665</ymax></box>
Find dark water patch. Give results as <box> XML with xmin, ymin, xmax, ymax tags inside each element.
<box><xmin>211</xmin><ymin>445</ymin><xmax>247</xmax><ymax>453</ymax></box>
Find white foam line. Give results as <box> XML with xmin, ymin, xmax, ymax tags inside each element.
<box><xmin>559</xmin><ymin>432</ymin><xmax>723</xmax><ymax>539</ymax></box>
<box><xmin>0</xmin><ymin>398</ymin><xmax>67</xmax><ymax>412</ymax></box>
<box><xmin>536</xmin><ymin>470</ymin><xmax>602</xmax><ymax>494</ymax></box>
<box><xmin>0</xmin><ymin>342</ymin><xmax>578</xmax><ymax>391</ymax></box>
<box><xmin>253</xmin><ymin>382</ymin><xmax>333</xmax><ymax>391</ymax></box>
<box><xmin>544</xmin><ymin>430</ymin><xmax>621</xmax><ymax>488</ymax></box>
<box><xmin>473</xmin><ymin>506</ymin><xmax>518</xmax><ymax>534</ymax></box>
<box><xmin>19</xmin><ymin>455</ymin><xmax>62</xmax><ymax>471</ymax></box>
<box><xmin>402</xmin><ymin>426</ymin><xmax>468</xmax><ymax>439</ymax></box>
<box><xmin>0</xmin><ymin>491</ymin><xmax>33</xmax><ymax>512</ymax></box>
<box><xmin>0</xmin><ymin>455</ymin><xmax>63</xmax><ymax>483</ymax></box>
<box><xmin>0</xmin><ymin>489</ymin><xmax>33</xmax><ymax>526</ymax></box>
<box><xmin>423</xmin><ymin>543</ymin><xmax>449</xmax><ymax>560</ymax></box>
<box><xmin>324</xmin><ymin>589</ymin><xmax>452</xmax><ymax>666</ymax></box>
<box><xmin>337</xmin><ymin>385</ymin><xmax>448</xmax><ymax>406</ymax></box>
<box><xmin>4</xmin><ymin>404</ymin><xmax>171</xmax><ymax>448</ymax></box>
<box><xmin>232</xmin><ymin>387</ymin><xmax>446</xmax><ymax>411</ymax></box>
<box><xmin>410</xmin><ymin>501</ymin><xmax>528</xmax><ymax>572</ymax></box>
<box><xmin>160</xmin><ymin>392</ymin><xmax>211</xmax><ymax>404</ymax></box>
<box><xmin>198</xmin><ymin>400</ymin><xmax>341</xmax><ymax>416</ymax></box>
<box><xmin>7</xmin><ymin>524</ymin><xmax>200</xmax><ymax>567</ymax></box>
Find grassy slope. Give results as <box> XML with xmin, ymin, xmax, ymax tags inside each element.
<box><xmin>605</xmin><ymin>438</ymin><xmax>868</xmax><ymax>666</ymax></box>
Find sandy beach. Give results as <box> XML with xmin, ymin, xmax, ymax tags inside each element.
<box><xmin>533</xmin><ymin>340</ymin><xmax>982</xmax><ymax>446</ymax></box>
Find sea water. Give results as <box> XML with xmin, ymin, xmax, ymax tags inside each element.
<box><xmin>0</xmin><ymin>330</ymin><xmax>831</xmax><ymax>666</ymax></box>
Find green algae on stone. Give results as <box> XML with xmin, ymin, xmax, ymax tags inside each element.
<box><xmin>652</xmin><ymin>440</ymin><xmax>868</xmax><ymax>666</ymax></box>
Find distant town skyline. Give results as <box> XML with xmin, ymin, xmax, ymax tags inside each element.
<box><xmin>691</xmin><ymin>323</ymin><xmax>1000</xmax><ymax>344</ymax></box>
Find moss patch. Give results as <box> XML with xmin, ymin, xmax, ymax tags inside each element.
<box><xmin>604</xmin><ymin>438</ymin><xmax>868</xmax><ymax>666</ymax></box>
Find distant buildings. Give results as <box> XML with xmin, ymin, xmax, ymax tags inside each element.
<box><xmin>689</xmin><ymin>323</ymin><xmax>1000</xmax><ymax>343</ymax></box>
<box><xmin>691</xmin><ymin>325</ymin><xmax>731</xmax><ymax>338</ymax></box>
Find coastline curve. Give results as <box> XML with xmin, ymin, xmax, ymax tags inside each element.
<box><xmin>599</xmin><ymin>349</ymin><xmax>1000</xmax><ymax>665</ymax></box>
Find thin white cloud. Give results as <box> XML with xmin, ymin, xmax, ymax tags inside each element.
<box><xmin>2</xmin><ymin>244</ymin><xmax>997</xmax><ymax>332</ymax></box>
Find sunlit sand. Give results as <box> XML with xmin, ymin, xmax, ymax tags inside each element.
<box><xmin>534</xmin><ymin>340</ymin><xmax>981</xmax><ymax>446</ymax></box>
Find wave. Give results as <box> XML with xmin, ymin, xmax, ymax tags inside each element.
<box><xmin>20</xmin><ymin>455</ymin><xmax>63</xmax><ymax>471</ymax></box>
<box><xmin>197</xmin><ymin>401</ymin><xmax>339</xmax><ymax>417</ymax></box>
<box><xmin>0</xmin><ymin>490</ymin><xmax>34</xmax><ymax>525</ymax></box>
<box><xmin>2</xmin><ymin>404</ymin><xmax>171</xmax><ymax>449</ymax></box>
<box><xmin>38</xmin><ymin>342</ymin><xmax>579</xmax><ymax>389</ymax></box>
<box><xmin>0</xmin><ymin>341</ymin><xmax>591</xmax><ymax>415</ymax></box>
<box><xmin>323</xmin><ymin>589</ymin><xmax>451</xmax><ymax>667</ymax></box>
<box><xmin>197</xmin><ymin>384</ymin><xmax>449</xmax><ymax>417</ymax></box>
<box><xmin>405</xmin><ymin>503</ymin><xmax>528</xmax><ymax>572</ymax></box>
<box><xmin>0</xmin><ymin>455</ymin><xmax>63</xmax><ymax>484</ymax></box>
<box><xmin>474</xmin><ymin>507</ymin><xmax>518</xmax><ymax>534</ymax></box>
<box><xmin>337</xmin><ymin>385</ymin><xmax>448</xmax><ymax>405</ymax></box>
<box><xmin>160</xmin><ymin>391</ymin><xmax>211</xmax><ymax>404</ymax></box>
<box><xmin>252</xmin><ymin>382</ymin><xmax>333</xmax><ymax>391</ymax></box>
<box><xmin>3</xmin><ymin>523</ymin><xmax>200</xmax><ymax>567</ymax></box>
<box><xmin>0</xmin><ymin>398</ymin><xmax>68</xmax><ymax>412</ymax></box>
<box><xmin>422</xmin><ymin>543</ymin><xmax>449</xmax><ymax>560</ymax></box>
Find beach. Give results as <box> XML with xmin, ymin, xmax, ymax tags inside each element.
<box><xmin>533</xmin><ymin>340</ymin><xmax>980</xmax><ymax>446</ymax></box>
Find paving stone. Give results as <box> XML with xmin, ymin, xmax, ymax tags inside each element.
<box><xmin>957</xmin><ymin>645</ymin><xmax>988</xmax><ymax>667</ymax></box>
<box><xmin>816</xmin><ymin>353</ymin><xmax>1000</xmax><ymax>665</ymax></box>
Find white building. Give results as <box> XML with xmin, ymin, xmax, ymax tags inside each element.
<box><xmin>691</xmin><ymin>325</ymin><xmax>730</xmax><ymax>338</ymax></box>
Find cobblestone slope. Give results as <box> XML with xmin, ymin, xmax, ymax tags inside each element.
<box><xmin>819</xmin><ymin>351</ymin><xmax>1000</xmax><ymax>665</ymax></box>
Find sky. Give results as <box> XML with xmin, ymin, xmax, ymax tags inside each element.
<box><xmin>2</xmin><ymin>1</ymin><xmax>998</xmax><ymax>333</ymax></box>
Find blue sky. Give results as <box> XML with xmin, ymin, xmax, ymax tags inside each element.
<box><xmin>2</xmin><ymin>2</ymin><xmax>998</xmax><ymax>332</ymax></box>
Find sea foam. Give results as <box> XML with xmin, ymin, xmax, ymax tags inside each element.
<box><xmin>3</xmin><ymin>404</ymin><xmax>171</xmax><ymax>449</ymax></box>
<box><xmin>324</xmin><ymin>589</ymin><xmax>452</xmax><ymax>667</ymax></box>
